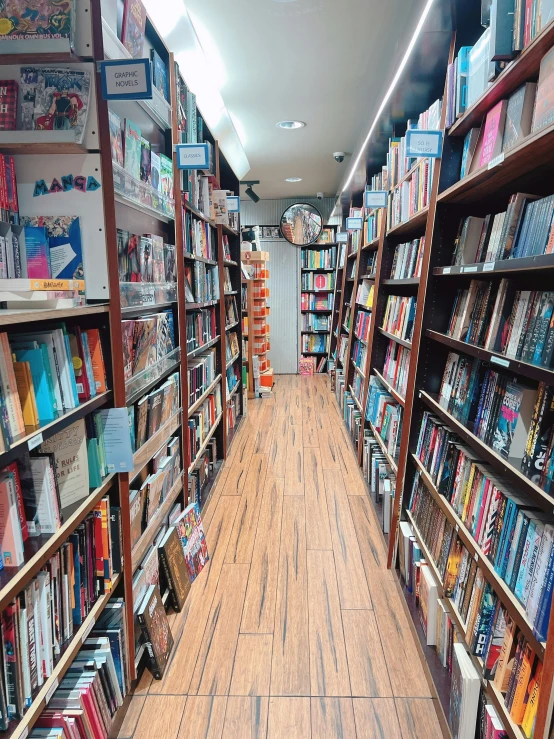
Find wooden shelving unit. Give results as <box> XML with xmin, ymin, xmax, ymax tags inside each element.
<box><xmin>300</xmin><ymin>240</ymin><xmax>337</xmax><ymax>373</ymax></box>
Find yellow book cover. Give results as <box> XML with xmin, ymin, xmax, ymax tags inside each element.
<box><xmin>464</xmin><ymin>570</ymin><xmax>485</xmax><ymax>647</ymax></box>
<box><xmin>511</xmin><ymin>642</ymin><xmax>535</xmax><ymax>725</ymax></box>
<box><xmin>461</xmin><ymin>463</ymin><xmax>477</xmax><ymax>522</ymax></box>
<box><xmin>443</xmin><ymin>537</ymin><xmax>462</xmax><ymax>597</ymax></box>
<box><xmin>13</xmin><ymin>360</ymin><xmax>38</xmax><ymax>427</ymax></box>
<box><xmin>522</xmin><ymin>661</ymin><xmax>542</xmax><ymax>738</ymax></box>
<box><xmin>494</xmin><ymin>615</ymin><xmax>516</xmax><ymax>693</ymax></box>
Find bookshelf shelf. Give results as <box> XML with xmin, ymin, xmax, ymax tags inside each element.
<box><xmin>187</xmin><ymin>335</ymin><xmax>221</xmax><ymax>359</ymax></box>
<box><xmin>188</xmin><ymin>412</ymin><xmax>223</xmax><ymax>473</ymax></box>
<box><xmin>362</xmin><ymin>237</ymin><xmax>380</xmax><ymax>251</ymax></box>
<box><xmin>225</xmin><ymin>290</ymin><xmax>238</xmax><ymax>295</ymax></box>
<box><xmin>426</xmin><ymin>329</ymin><xmax>554</xmax><ymax>385</ymax></box>
<box><xmin>386</xmin><ymin>206</ymin><xmax>429</xmax><ymax>239</ymax></box>
<box><xmin>419</xmin><ymin>390</ymin><xmax>554</xmax><ymax>514</ymax></box>
<box><xmin>448</xmin><ymin>18</ymin><xmax>554</xmax><ymax>138</ymax></box>
<box><xmin>439</xmin><ymin>121</ymin><xmax>554</xmax><ymax>205</ymax></box>
<box><xmin>0</xmin><ymin>391</ymin><xmax>112</xmax><ymax>469</ymax></box>
<box><xmin>188</xmin><ymin>376</ymin><xmax>222</xmax><ymax>417</ymax></box>
<box><xmin>372</xmin><ymin>368</ymin><xmax>406</xmax><ymax>406</ymax></box>
<box><xmin>186</xmin><ymin>299</ymin><xmax>220</xmax><ymax>310</ymax></box>
<box><xmin>225</xmin><ymin>320</ymin><xmax>239</xmax><ymax>332</ymax></box>
<box><xmin>6</xmin><ymin>573</ymin><xmax>122</xmax><ymax>739</ymax></box>
<box><xmin>301</xmin><ymin>309</ymin><xmax>332</xmax><ymax>313</ymax></box>
<box><xmin>301</xmin><ymin>268</ymin><xmax>335</xmax><ymax>272</ymax></box>
<box><xmin>0</xmin><ymin>474</ymin><xmax>115</xmax><ymax>614</ymax></box>
<box><xmin>222</xmin><ymin>225</ymin><xmax>239</xmax><ymax>237</ymax></box>
<box><xmin>121</xmin><ymin>301</ymin><xmax>176</xmax><ymax>318</ymax></box>
<box><xmin>226</xmin><ymin>352</ymin><xmax>240</xmax><ymax>369</ymax></box>
<box><xmin>352</xmin><ymin>361</ymin><xmax>365</xmax><ymax>380</ymax></box>
<box><xmin>378</xmin><ymin>327</ymin><xmax>412</xmax><ymax>350</ymax></box>
<box><xmin>0</xmin><ymin>130</ymin><xmax>88</xmax><ymax>153</ymax></box>
<box><xmin>131</xmin><ymin>475</ymin><xmax>184</xmax><ymax>572</ymax></box>
<box><xmin>228</xmin><ymin>381</ymin><xmax>241</xmax><ymax>400</ymax></box>
<box><xmin>411</xmin><ymin>454</ymin><xmax>545</xmax><ymax>658</ymax></box>
<box><xmin>368</xmin><ymin>420</ymin><xmax>398</xmax><ymax>473</ymax></box>
<box><xmin>434</xmin><ymin>253</ymin><xmax>554</xmax><ymax>276</ymax></box>
<box><xmin>184</xmin><ymin>200</ymin><xmax>217</xmax><ymax>227</ymax></box>
<box><xmin>131</xmin><ymin>411</ymin><xmax>182</xmax><ymax>482</ymax></box>
<box><xmin>487</xmin><ymin>682</ymin><xmax>528</xmax><ymax>739</ymax></box>
<box><xmin>0</xmin><ymin>303</ymin><xmax>110</xmax><ymax>326</ymax></box>
<box><xmin>224</xmin><ymin>259</ymin><xmax>238</xmax><ymax>267</ymax></box>
<box><xmin>347</xmin><ymin>251</ymin><xmax>359</xmax><ymax>260</ymax></box>
<box><xmin>184</xmin><ymin>253</ymin><xmax>218</xmax><ymax>265</ymax></box>
<box><xmin>349</xmin><ymin>385</ymin><xmax>363</xmax><ymax>413</ymax></box>
<box><xmin>381</xmin><ymin>277</ymin><xmax>420</xmax><ymax>287</ymax></box>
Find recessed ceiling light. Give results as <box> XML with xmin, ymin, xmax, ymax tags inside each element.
<box><xmin>285</xmin><ymin>177</ymin><xmax>302</xmax><ymax>182</ymax></box>
<box><xmin>277</xmin><ymin>120</ymin><xmax>305</xmax><ymax>130</ymax></box>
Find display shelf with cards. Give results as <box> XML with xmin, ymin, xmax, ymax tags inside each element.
<box><xmin>241</xmin><ymin>238</ymin><xmax>272</xmax><ymax>396</ymax></box>
<box><xmin>299</xmin><ymin>236</ymin><xmax>337</xmax><ymax>374</ymax></box>
<box><xmin>328</xmin><ymin>240</ymin><xmax>347</xmax><ymax>371</ymax></box>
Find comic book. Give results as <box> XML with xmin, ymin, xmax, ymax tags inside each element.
<box><xmin>150</xmin><ymin>151</ymin><xmax>161</xmax><ymax>192</ymax></box>
<box><xmin>121</xmin><ymin>0</ymin><xmax>146</xmax><ymax>59</ymax></box>
<box><xmin>21</xmin><ymin>215</ymin><xmax>83</xmax><ymax>281</ymax></box>
<box><xmin>109</xmin><ymin>110</ymin><xmax>124</xmax><ymax>166</ymax></box>
<box><xmin>150</xmin><ymin>49</ymin><xmax>169</xmax><ymax>102</ymax></box>
<box><xmin>121</xmin><ymin>320</ymin><xmax>135</xmax><ymax>381</ymax></box>
<box><xmin>124</xmin><ymin>119</ymin><xmax>141</xmax><ymax>180</ymax></box>
<box><xmin>140</xmin><ymin>136</ymin><xmax>151</xmax><ymax>184</ymax></box>
<box><xmin>0</xmin><ymin>0</ymin><xmax>74</xmax><ymax>42</ymax></box>
<box><xmin>20</xmin><ymin>67</ymin><xmax>90</xmax><ymax>143</ymax></box>
<box><xmin>132</xmin><ymin>316</ymin><xmax>158</xmax><ymax>374</ymax></box>
<box><xmin>138</xmin><ymin>236</ymin><xmax>153</xmax><ymax>282</ymax></box>
<box><xmin>159</xmin><ymin>154</ymin><xmax>173</xmax><ymax>200</ymax></box>
<box><xmin>173</xmin><ymin>501</ymin><xmax>209</xmax><ymax>583</ymax></box>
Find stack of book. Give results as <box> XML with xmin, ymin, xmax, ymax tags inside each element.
<box><xmin>362</xmin><ymin>430</ymin><xmax>396</xmax><ymax>534</ymax></box>
<box><xmin>130</xmin><ymin>372</ymin><xmax>180</xmax><ymax>453</ymax></box>
<box><xmin>188</xmin><ymin>384</ymin><xmax>222</xmax><ymax>462</ymax></box>
<box><xmin>343</xmin><ymin>390</ymin><xmax>363</xmax><ymax>445</ymax></box>
<box><xmin>382</xmin><ymin>341</ymin><xmax>410</xmax><ymax>398</ymax></box>
<box><xmin>351</xmin><ymin>339</ymin><xmax>367</xmax><ymax>370</ymax></box>
<box><xmin>184</xmin><ymin>262</ymin><xmax>220</xmax><ymax>304</ymax></box>
<box><xmin>301</xmin><ymin>272</ymin><xmax>335</xmax><ymax>291</ymax></box>
<box><xmin>225</xmin><ymin>295</ymin><xmax>239</xmax><ymax>327</ymax></box>
<box><xmin>184</xmin><ymin>212</ymin><xmax>215</xmax><ymax>260</ymax></box>
<box><xmin>301</xmin><ymin>293</ymin><xmax>334</xmax><ymax>311</ymax></box>
<box><xmin>355</xmin><ymin>309</ymin><xmax>371</xmax><ymax>342</ymax></box>
<box><xmin>186</xmin><ymin>307</ymin><xmax>217</xmax><ymax>354</ymax></box>
<box><xmin>301</xmin><ymin>333</ymin><xmax>329</xmax><ymax>354</ymax></box>
<box><xmin>365</xmin><ymin>376</ymin><xmax>403</xmax><ymax>462</ymax></box>
<box><xmin>187</xmin><ymin>349</ymin><xmax>217</xmax><ymax>406</ymax></box>
<box><xmin>364</xmin><ymin>205</ymin><xmax>386</xmax><ymax>245</ymax></box>
<box><xmin>390</xmin><ymin>238</ymin><xmax>425</xmax><ymax>279</ymax></box>
<box><xmin>382</xmin><ymin>295</ymin><xmax>416</xmax><ymax>342</ymax></box>
<box><xmin>225</xmin><ymin>332</ymin><xmax>240</xmax><ymax>366</ymax></box>
<box><xmin>302</xmin><ymin>313</ymin><xmax>330</xmax><ymax>332</ymax></box>
<box><xmin>301</xmin><ymin>247</ymin><xmax>337</xmax><ymax>269</ymax></box>
<box><xmin>121</xmin><ymin>311</ymin><xmax>176</xmax><ymax>382</ymax></box>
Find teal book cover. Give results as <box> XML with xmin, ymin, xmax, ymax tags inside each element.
<box><xmin>14</xmin><ymin>348</ymin><xmax>55</xmax><ymax>423</ymax></box>
<box><xmin>87</xmin><ymin>438</ymin><xmax>102</xmax><ymax>488</ymax></box>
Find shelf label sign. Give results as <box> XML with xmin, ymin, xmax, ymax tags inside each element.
<box><xmin>337</xmin><ymin>232</ymin><xmax>348</xmax><ymax>243</ymax></box>
<box><xmin>99</xmin><ymin>58</ymin><xmax>152</xmax><ymax>101</ymax></box>
<box><xmin>346</xmin><ymin>217</ymin><xmax>363</xmax><ymax>230</ymax></box>
<box><xmin>227</xmin><ymin>196</ymin><xmax>240</xmax><ymax>212</ymax></box>
<box><xmin>364</xmin><ymin>190</ymin><xmax>387</xmax><ymax>209</ymax></box>
<box><xmin>28</xmin><ymin>432</ymin><xmax>43</xmax><ymax>451</ymax></box>
<box><xmin>176</xmin><ymin>143</ymin><xmax>210</xmax><ymax>170</ymax></box>
<box><xmin>405</xmin><ymin>129</ymin><xmax>443</xmax><ymax>158</ymax></box>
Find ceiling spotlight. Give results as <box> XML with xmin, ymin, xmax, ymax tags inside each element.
<box><xmin>276</xmin><ymin>120</ymin><xmax>305</xmax><ymax>130</ymax></box>
<box><xmin>285</xmin><ymin>177</ymin><xmax>302</xmax><ymax>182</ymax></box>
<box><xmin>241</xmin><ymin>180</ymin><xmax>260</xmax><ymax>203</ymax></box>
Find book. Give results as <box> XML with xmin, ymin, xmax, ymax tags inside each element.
<box><xmin>533</xmin><ymin>46</ymin><xmax>554</xmax><ymax>132</ymax></box>
<box><xmin>108</xmin><ymin>110</ymin><xmax>124</xmax><ymax>167</ymax></box>
<box><xmin>140</xmin><ymin>137</ymin><xmax>151</xmax><ymax>184</ymax></box>
<box><xmin>136</xmin><ymin>584</ymin><xmax>173</xmax><ymax>679</ymax></box>
<box><xmin>39</xmin><ymin>419</ymin><xmax>89</xmax><ymax>509</ymax></box>
<box><xmin>173</xmin><ymin>501</ymin><xmax>209</xmax><ymax>582</ymax></box>
<box><xmin>121</xmin><ymin>0</ymin><xmax>146</xmax><ymax>58</ymax></box>
<box><xmin>0</xmin><ymin>0</ymin><xmax>73</xmax><ymax>41</ymax></box>
<box><xmin>158</xmin><ymin>527</ymin><xmax>190</xmax><ymax>612</ymax></box>
<box><xmin>124</xmin><ymin>119</ymin><xmax>142</xmax><ymax>181</ymax></box>
<box><xmin>479</xmin><ymin>100</ymin><xmax>508</xmax><ymax>167</ymax></box>
<box><xmin>22</xmin><ymin>216</ymin><xmax>83</xmax><ymax>282</ymax></box>
<box><xmin>449</xmin><ymin>642</ymin><xmax>481</xmax><ymax>739</ymax></box>
<box><xmin>502</xmin><ymin>83</ymin><xmax>537</xmax><ymax>152</ymax></box>
<box><xmin>0</xmin><ymin>81</ymin><xmax>17</xmax><ymax>131</ymax></box>
<box><xmin>150</xmin><ymin>49</ymin><xmax>169</xmax><ymax>102</ymax></box>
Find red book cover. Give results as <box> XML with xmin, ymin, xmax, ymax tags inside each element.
<box><xmin>479</xmin><ymin>100</ymin><xmax>508</xmax><ymax>167</ymax></box>
<box><xmin>3</xmin><ymin>462</ymin><xmax>29</xmax><ymax>541</ymax></box>
<box><xmin>8</xmin><ymin>156</ymin><xmax>18</xmax><ymax>214</ymax></box>
<box><xmin>533</xmin><ymin>46</ymin><xmax>554</xmax><ymax>132</ymax></box>
<box><xmin>0</xmin><ymin>81</ymin><xmax>17</xmax><ymax>131</ymax></box>
<box><xmin>121</xmin><ymin>0</ymin><xmax>146</xmax><ymax>58</ymax></box>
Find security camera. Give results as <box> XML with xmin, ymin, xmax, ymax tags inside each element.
<box><xmin>316</xmin><ymin>192</ymin><xmax>324</xmax><ymax>200</ymax></box>
<box><xmin>333</xmin><ymin>152</ymin><xmax>346</xmax><ymax>163</ymax></box>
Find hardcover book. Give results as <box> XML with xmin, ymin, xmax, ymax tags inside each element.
<box><xmin>173</xmin><ymin>501</ymin><xmax>209</xmax><ymax>582</ymax></box>
<box><xmin>502</xmin><ymin>83</ymin><xmax>537</xmax><ymax>152</ymax></box>
<box><xmin>151</xmin><ymin>49</ymin><xmax>169</xmax><ymax>102</ymax></box>
<box><xmin>124</xmin><ymin>119</ymin><xmax>142</xmax><ymax>180</ymax></box>
<box><xmin>39</xmin><ymin>418</ymin><xmax>89</xmax><ymax>508</ymax></box>
<box><xmin>158</xmin><ymin>526</ymin><xmax>190</xmax><ymax>611</ymax></box>
<box><xmin>109</xmin><ymin>110</ymin><xmax>124</xmax><ymax>167</ymax></box>
<box><xmin>0</xmin><ymin>0</ymin><xmax>73</xmax><ymax>41</ymax></box>
<box><xmin>479</xmin><ymin>100</ymin><xmax>508</xmax><ymax>167</ymax></box>
<box><xmin>533</xmin><ymin>46</ymin><xmax>554</xmax><ymax>132</ymax></box>
<box><xmin>22</xmin><ymin>215</ymin><xmax>84</xmax><ymax>282</ymax></box>
<box><xmin>0</xmin><ymin>81</ymin><xmax>17</xmax><ymax>131</ymax></box>
<box><xmin>136</xmin><ymin>584</ymin><xmax>173</xmax><ymax>679</ymax></box>
<box><xmin>121</xmin><ymin>0</ymin><xmax>146</xmax><ymax>58</ymax></box>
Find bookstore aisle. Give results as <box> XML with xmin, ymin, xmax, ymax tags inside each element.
<box><xmin>115</xmin><ymin>375</ymin><xmax>443</xmax><ymax>739</ymax></box>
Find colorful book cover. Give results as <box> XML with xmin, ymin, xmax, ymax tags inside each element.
<box><xmin>136</xmin><ymin>584</ymin><xmax>173</xmax><ymax>679</ymax></box>
<box><xmin>151</xmin><ymin>49</ymin><xmax>169</xmax><ymax>102</ymax></box>
<box><xmin>22</xmin><ymin>216</ymin><xmax>83</xmax><ymax>282</ymax></box>
<box><xmin>0</xmin><ymin>0</ymin><xmax>73</xmax><ymax>41</ymax></box>
<box><xmin>479</xmin><ymin>100</ymin><xmax>508</xmax><ymax>167</ymax></box>
<box><xmin>533</xmin><ymin>46</ymin><xmax>554</xmax><ymax>132</ymax></box>
<box><xmin>121</xmin><ymin>320</ymin><xmax>135</xmax><ymax>382</ymax></box>
<box><xmin>132</xmin><ymin>316</ymin><xmax>157</xmax><ymax>374</ymax></box>
<box><xmin>23</xmin><ymin>226</ymin><xmax>50</xmax><ymax>278</ymax></box>
<box><xmin>150</xmin><ymin>151</ymin><xmax>161</xmax><ymax>192</ymax></box>
<box><xmin>124</xmin><ymin>119</ymin><xmax>142</xmax><ymax>180</ymax></box>
<box><xmin>159</xmin><ymin>527</ymin><xmax>190</xmax><ymax>612</ymax></box>
<box><xmin>159</xmin><ymin>154</ymin><xmax>174</xmax><ymax>200</ymax></box>
<box><xmin>120</xmin><ymin>0</ymin><xmax>146</xmax><ymax>58</ymax></box>
<box><xmin>0</xmin><ymin>81</ymin><xmax>17</xmax><ymax>131</ymax></box>
<box><xmin>174</xmin><ymin>501</ymin><xmax>209</xmax><ymax>582</ymax></box>
<box><xmin>109</xmin><ymin>110</ymin><xmax>124</xmax><ymax>167</ymax></box>
<box><xmin>20</xmin><ymin>67</ymin><xmax>90</xmax><ymax>144</ymax></box>
<box><xmin>140</xmin><ymin>136</ymin><xmax>151</xmax><ymax>184</ymax></box>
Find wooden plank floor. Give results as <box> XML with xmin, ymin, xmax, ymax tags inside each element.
<box><xmin>118</xmin><ymin>375</ymin><xmax>443</xmax><ymax>739</ymax></box>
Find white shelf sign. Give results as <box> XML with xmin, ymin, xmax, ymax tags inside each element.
<box><xmin>364</xmin><ymin>190</ymin><xmax>387</xmax><ymax>209</ymax></box>
<box><xmin>176</xmin><ymin>143</ymin><xmax>210</xmax><ymax>170</ymax></box>
<box><xmin>99</xmin><ymin>58</ymin><xmax>152</xmax><ymax>101</ymax></box>
<box><xmin>28</xmin><ymin>432</ymin><xmax>43</xmax><ymax>451</ymax></box>
<box><xmin>336</xmin><ymin>232</ymin><xmax>348</xmax><ymax>243</ymax></box>
<box><xmin>346</xmin><ymin>217</ymin><xmax>363</xmax><ymax>231</ymax></box>
<box><xmin>227</xmin><ymin>196</ymin><xmax>240</xmax><ymax>213</ymax></box>
<box><xmin>405</xmin><ymin>129</ymin><xmax>443</xmax><ymax>158</ymax></box>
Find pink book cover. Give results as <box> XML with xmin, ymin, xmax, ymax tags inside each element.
<box><xmin>479</xmin><ymin>100</ymin><xmax>508</xmax><ymax>167</ymax></box>
<box><xmin>0</xmin><ymin>473</ymin><xmax>23</xmax><ymax>565</ymax></box>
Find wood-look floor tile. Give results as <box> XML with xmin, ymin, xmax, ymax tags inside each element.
<box><xmin>229</xmin><ymin>634</ymin><xmax>273</xmax><ymax>696</ymax></box>
<box><xmin>222</xmin><ymin>697</ymin><xmax>269</xmax><ymax>739</ymax></box>
<box><xmin>225</xmin><ymin>454</ymin><xmax>269</xmax><ymax>563</ymax></box>
<box><xmin>303</xmin><ymin>447</ymin><xmax>332</xmax><ymax>550</ymax></box>
<box><xmin>271</xmin><ymin>497</ymin><xmax>310</xmax><ymax>696</ymax></box>
<box><xmin>310</xmin><ymin>697</ymin><xmax>357</xmax><ymax>739</ymax></box>
<box><xmin>323</xmin><ymin>469</ymin><xmax>371</xmax><ymax>610</ymax></box>
<box><xmin>132</xmin><ymin>695</ymin><xmax>186</xmax><ymax>739</ymax></box>
<box><xmin>266</xmin><ymin>412</ymin><xmax>288</xmax><ymax>475</ymax></box>
<box><xmin>221</xmin><ymin>433</ymin><xmax>256</xmax><ymax>495</ymax></box>
<box><xmin>149</xmin><ymin>496</ymin><xmax>240</xmax><ymax>695</ymax></box>
<box><xmin>348</xmin><ymin>495</ymin><xmax>387</xmax><ymax>577</ymax></box>
<box><xmin>342</xmin><ymin>610</ymin><xmax>392</xmax><ymax>697</ymax></box>
<box><xmin>241</xmin><ymin>477</ymin><xmax>284</xmax><ymax>633</ymax></box>
<box><xmin>395</xmin><ymin>698</ymin><xmax>443</xmax><ymax>738</ymax></box>
<box><xmin>285</xmin><ymin>425</ymin><xmax>304</xmax><ymax>495</ymax></box>
<box><xmin>113</xmin><ymin>696</ymin><xmax>145</xmax><ymax>738</ymax></box>
<box><xmin>352</xmin><ymin>698</ymin><xmax>402</xmax><ymax>738</ymax></box>
<box><xmin>307</xmin><ymin>550</ymin><xmax>351</xmax><ymax>697</ymax></box>
<box><xmin>190</xmin><ymin>563</ymin><xmax>249</xmax><ymax>695</ymax></box>
<box><xmin>267</xmin><ymin>697</ymin><xmax>310</xmax><ymax>738</ymax></box>
<box><xmin>178</xmin><ymin>696</ymin><xmax>227</xmax><ymax>739</ymax></box>
<box><xmin>302</xmin><ymin>402</ymin><xmax>319</xmax><ymax>447</ymax></box>
<box><xmin>317</xmin><ymin>416</ymin><xmax>340</xmax><ymax>469</ymax></box>
<box><xmin>335</xmin><ymin>424</ymin><xmax>367</xmax><ymax>496</ymax></box>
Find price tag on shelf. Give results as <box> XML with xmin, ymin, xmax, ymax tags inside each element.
<box><xmin>405</xmin><ymin>129</ymin><xmax>443</xmax><ymax>158</ymax></box>
<box><xmin>442</xmin><ymin>267</ymin><xmax>451</xmax><ymax>274</ymax></box>
<box><xmin>28</xmin><ymin>432</ymin><xmax>43</xmax><ymax>451</ymax></box>
<box><xmin>364</xmin><ymin>190</ymin><xmax>387</xmax><ymax>209</ymax></box>
<box><xmin>45</xmin><ymin>678</ymin><xmax>59</xmax><ymax>705</ymax></box>
<box><xmin>491</xmin><ymin>355</ymin><xmax>510</xmax><ymax>368</ymax></box>
<box><xmin>463</xmin><ymin>265</ymin><xmax>478</xmax><ymax>273</ymax></box>
<box><xmin>487</xmin><ymin>153</ymin><xmax>505</xmax><ymax>170</ymax></box>
<box><xmin>141</xmin><ymin>285</ymin><xmax>156</xmax><ymax>305</ymax></box>
<box><xmin>483</xmin><ymin>262</ymin><xmax>495</xmax><ymax>271</ymax></box>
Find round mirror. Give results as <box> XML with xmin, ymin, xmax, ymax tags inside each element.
<box><xmin>280</xmin><ymin>203</ymin><xmax>323</xmax><ymax>246</ymax></box>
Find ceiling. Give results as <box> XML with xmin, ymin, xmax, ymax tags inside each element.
<box><xmin>182</xmin><ymin>0</ymin><xmax>425</xmax><ymax>201</ymax></box>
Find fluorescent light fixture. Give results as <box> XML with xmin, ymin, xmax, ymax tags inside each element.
<box><xmin>342</xmin><ymin>0</ymin><xmax>436</xmax><ymax>194</ymax></box>
<box><xmin>277</xmin><ymin>120</ymin><xmax>306</xmax><ymax>129</ymax></box>
<box><xmin>285</xmin><ymin>177</ymin><xmax>302</xmax><ymax>182</ymax></box>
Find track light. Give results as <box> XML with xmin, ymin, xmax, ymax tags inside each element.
<box><xmin>241</xmin><ymin>180</ymin><xmax>260</xmax><ymax>203</ymax></box>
